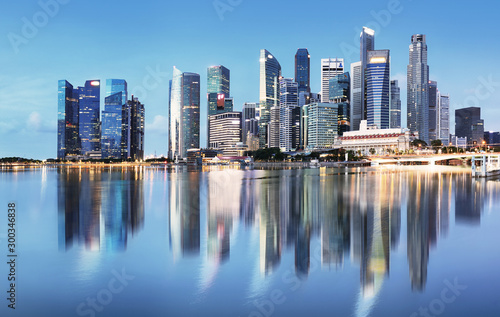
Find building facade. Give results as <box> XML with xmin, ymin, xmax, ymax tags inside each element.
<box><xmin>208</xmin><ymin>112</ymin><xmax>242</xmax><ymax>152</ymax></box>
<box><xmin>295</xmin><ymin>48</ymin><xmax>311</xmax><ymax>94</ymax></box>
<box><xmin>339</xmin><ymin>120</ymin><xmax>411</xmax><ymax>155</ymax></box>
<box><xmin>321</xmin><ymin>58</ymin><xmax>344</xmax><ymax>103</ymax></box>
<box><xmin>242</xmin><ymin>102</ymin><xmax>259</xmax><ymax>149</ymax></box>
<box><xmin>101</xmin><ymin>79</ymin><xmax>128</xmax><ymax>159</ymax></box>
<box><xmin>302</xmin><ymin>103</ymin><xmax>338</xmax><ymax>150</ymax></box>
<box><xmin>407</xmin><ymin>34</ymin><xmax>430</xmax><ymax>144</ymax></box>
<box><xmin>279</xmin><ymin>78</ymin><xmax>299</xmax><ymax>151</ymax></box>
<box><xmin>329</xmin><ymin>72</ymin><xmax>350</xmax><ymax>135</ymax></box>
<box><xmin>169</xmin><ymin>68</ymin><xmax>200</xmax><ymax>160</ymax></box>
<box><xmin>78</xmin><ymin>80</ymin><xmax>101</xmax><ymax>155</ymax></box>
<box><xmin>57</xmin><ymin>80</ymin><xmax>80</xmax><ymax>159</ymax></box>
<box><xmin>455</xmin><ymin>107</ymin><xmax>484</xmax><ymax>145</ymax></box>
<box><xmin>366</xmin><ymin>50</ymin><xmax>390</xmax><ymax>130</ymax></box>
<box><xmin>390</xmin><ymin>80</ymin><xmax>401</xmax><ymax>128</ymax></box>
<box><xmin>350</xmin><ymin>61</ymin><xmax>363</xmax><ymax>131</ymax></box>
<box><xmin>437</xmin><ymin>93</ymin><xmax>450</xmax><ymax>145</ymax></box>
<box><xmin>259</xmin><ymin>49</ymin><xmax>281</xmax><ymax>148</ymax></box>
<box><xmin>207</xmin><ymin>65</ymin><xmax>231</xmax><ymax>145</ymax></box>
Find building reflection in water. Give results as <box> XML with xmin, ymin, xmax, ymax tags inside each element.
<box><xmin>168</xmin><ymin>172</ymin><xmax>201</xmax><ymax>260</ymax></box>
<box><xmin>57</xmin><ymin>168</ymin><xmax>145</xmax><ymax>252</ymax></box>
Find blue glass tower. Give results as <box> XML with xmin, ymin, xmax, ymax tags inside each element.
<box><xmin>329</xmin><ymin>72</ymin><xmax>351</xmax><ymax>135</ymax></box>
<box><xmin>295</xmin><ymin>49</ymin><xmax>310</xmax><ymax>94</ymax></box>
<box><xmin>57</xmin><ymin>80</ymin><xmax>80</xmax><ymax>159</ymax></box>
<box><xmin>259</xmin><ymin>49</ymin><xmax>281</xmax><ymax>148</ymax></box>
<box><xmin>207</xmin><ymin>65</ymin><xmax>231</xmax><ymax>146</ymax></box>
<box><xmin>78</xmin><ymin>80</ymin><xmax>101</xmax><ymax>155</ymax></box>
<box><xmin>366</xmin><ymin>50</ymin><xmax>390</xmax><ymax>129</ymax></box>
<box><xmin>102</xmin><ymin>79</ymin><xmax>128</xmax><ymax>159</ymax></box>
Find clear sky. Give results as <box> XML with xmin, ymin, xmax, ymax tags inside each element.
<box><xmin>1</xmin><ymin>0</ymin><xmax>499</xmax><ymax>159</ymax></box>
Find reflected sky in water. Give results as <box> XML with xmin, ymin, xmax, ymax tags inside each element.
<box><xmin>0</xmin><ymin>166</ymin><xmax>499</xmax><ymax>317</ymax></box>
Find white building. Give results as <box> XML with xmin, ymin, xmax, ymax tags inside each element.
<box><xmin>321</xmin><ymin>58</ymin><xmax>344</xmax><ymax>103</ymax></box>
<box><xmin>338</xmin><ymin>120</ymin><xmax>412</xmax><ymax>155</ymax></box>
<box><xmin>438</xmin><ymin>93</ymin><xmax>450</xmax><ymax>145</ymax></box>
<box><xmin>302</xmin><ymin>103</ymin><xmax>338</xmax><ymax>150</ymax></box>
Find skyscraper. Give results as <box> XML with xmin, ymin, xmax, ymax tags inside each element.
<box><xmin>207</xmin><ymin>65</ymin><xmax>231</xmax><ymax>145</ymax></box>
<box><xmin>169</xmin><ymin>67</ymin><xmax>200</xmax><ymax>160</ymax></box>
<box><xmin>101</xmin><ymin>79</ymin><xmax>127</xmax><ymax>159</ymax></box>
<box><xmin>350</xmin><ymin>61</ymin><xmax>363</xmax><ymax>131</ymax></box>
<box><xmin>302</xmin><ymin>103</ymin><xmax>338</xmax><ymax>150</ymax></box>
<box><xmin>208</xmin><ymin>112</ymin><xmax>242</xmax><ymax>151</ymax></box>
<box><xmin>428</xmin><ymin>80</ymin><xmax>438</xmax><ymax>142</ymax></box>
<box><xmin>455</xmin><ymin>107</ymin><xmax>484</xmax><ymax>145</ymax></box>
<box><xmin>390</xmin><ymin>80</ymin><xmax>401</xmax><ymax>128</ymax></box>
<box><xmin>366</xmin><ymin>50</ymin><xmax>390</xmax><ymax>129</ymax></box>
<box><xmin>438</xmin><ymin>93</ymin><xmax>450</xmax><ymax>145</ymax></box>
<box><xmin>78</xmin><ymin>80</ymin><xmax>101</xmax><ymax>155</ymax></box>
<box><xmin>329</xmin><ymin>72</ymin><xmax>350</xmax><ymax>135</ymax></box>
<box><xmin>407</xmin><ymin>34</ymin><xmax>430</xmax><ymax>143</ymax></box>
<box><xmin>321</xmin><ymin>58</ymin><xmax>344</xmax><ymax>103</ymax></box>
<box><xmin>360</xmin><ymin>27</ymin><xmax>375</xmax><ymax>125</ymax></box>
<box><xmin>295</xmin><ymin>48</ymin><xmax>310</xmax><ymax>94</ymax></box>
<box><xmin>127</xmin><ymin>96</ymin><xmax>145</xmax><ymax>160</ymax></box>
<box><xmin>259</xmin><ymin>49</ymin><xmax>281</xmax><ymax>148</ymax></box>
<box><xmin>57</xmin><ymin>80</ymin><xmax>80</xmax><ymax>159</ymax></box>
<box><xmin>279</xmin><ymin>78</ymin><xmax>299</xmax><ymax>151</ymax></box>
<box><xmin>181</xmin><ymin>72</ymin><xmax>200</xmax><ymax>157</ymax></box>
<box><xmin>242</xmin><ymin>102</ymin><xmax>259</xmax><ymax>149</ymax></box>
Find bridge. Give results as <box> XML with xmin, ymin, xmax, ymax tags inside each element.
<box><xmin>370</xmin><ymin>152</ymin><xmax>500</xmax><ymax>166</ymax></box>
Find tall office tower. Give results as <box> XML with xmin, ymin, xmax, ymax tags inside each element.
<box><xmin>78</xmin><ymin>80</ymin><xmax>101</xmax><ymax>155</ymax></box>
<box><xmin>329</xmin><ymin>72</ymin><xmax>350</xmax><ymax>135</ymax></box>
<box><xmin>208</xmin><ymin>112</ymin><xmax>242</xmax><ymax>151</ymax></box>
<box><xmin>437</xmin><ymin>93</ymin><xmax>450</xmax><ymax>145</ymax></box>
<box><xmin>167</xmin><ymin>79</ymin><xmax>172</xmax><ymax>159</ymax></box>
<box><xmin>407</xmin><ymin>34</ymin><xmax>430</xmax><ymax>143</ymax></box>
<box><xmin>259</xmin><ymin>49</ymin><xmax>281</xmax><ymax>148</ymax></box>
<box><xmin>57</xmin><ymin>80</ymin><xmax>80</xmax><ymax>159</ymax></box>
<box><xmin>127</xmin><ymin>96</ymin><xmax>145</xmax><ymax>160</ymax></box>
<box><xmin>428</xmin><ymin>80</ymin><xmax>438</xmax><ymax>142</ymax></box>
<box><xmin>360</xmin><ymin>27</ymin><xmax>375</xmax><ymax>122</ymax></box>
<box><xmin>390</xmin><ymin>80</ymin><xmax>401</xmax><ymax>128</ymax></box>
<box><xmin>365</xmin><ymin>50</ymin><xmax>390</xmax><ymax>129</ymax></box>
<box><xmin>321</xmin><ymin>58</ymin><xmax>344</xmax><ymax>103</ymax></box>
<box><xmin>269</xmin><ymin>106</ymin><xmax>280</xmax><ymax>148</ymax></box>
<box><xmin>279</xmin><ymin>78</ymin><xmax>299</xmax><ymax>151</ymax></box>
<box><xmin>207</xmin><ymin>65</ymin><xmax>230</xmax><ymax>145</ymax></box>
<box><xmin>101</xmin><ymin>79</ymin><xmax>128</xmax><ymax>159</ymax></box>
<box><xmin>169</xmin><ymin>67</ymin><xmax>200</xmax><ymax>160</ymax></box>
<box><xmin>181</xmin><ymin>72</ymin><xmax>200</xmax><ymax>157</ymax></box>
<box><xmin>350</xmin><ymin>61</ymin><xmax>363</xmax><ymax>131</ymax></box>
<box><xmin>455</xmin><ymin>107</ymin><xmax>484</xmax><ymax>145</ymax></box>
<box><xmin>301</xmin><ymin>103</ymin><xmax>338</xmax><ymax>150</ymax></box>
<box><xmin>242</xmin><ymin>102</ymin><xmax>259</xmax><ymax>149</ymax></box>
<box><xmin>295</xmin><ymin>48</ymin><xmax>311</xmax><ymax>94</ymax></box>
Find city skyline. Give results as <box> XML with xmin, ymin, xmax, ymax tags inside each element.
<box><xmin>2</xmin><ymin>0</ymin><xmax>500</xmax><ymax>159</ymax></box>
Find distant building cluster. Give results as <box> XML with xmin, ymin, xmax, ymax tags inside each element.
<box><xmin>60</xmin><ymin>27</ymin><xmax>498</xmax><ymax>160</ymax></box>
<box><xmin>57</xmin><ymin>79</ymin><xmax>144</xmax><ymax>160</ymax></box>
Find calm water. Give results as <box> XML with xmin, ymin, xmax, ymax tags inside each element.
<box><xmin>0</xmin><ymin>166</ymin><xmax>499</xmax><ymax>317</ymax></box>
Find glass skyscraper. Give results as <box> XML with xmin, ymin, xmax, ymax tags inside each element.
<box><xmin>407</xmin><ymin>34</ymin><xmax>430</xmax><ymax>143</ymax></box>
<box><xmin>366</xmin><ymin>50</ymin><xmax>390</xmax><ymax>129</ymax></box>
<box><xmin>455</xmin><ymin>107</ymin><xmax>484</xmax><ymax>145</ymax></box>
<box><xmin>329</xmin><ymin>72</ymin><xmax>351</xmax><ymax>135</ymax></box>
<box><xmin>259</xmin><ymin>49</ymin><xmax>281</xmax><ymax>148</ymax></box>
<box><xmin>169</xmin><ymin>68</ymin><xmax>200</xmax><ymax>160</ymax></box>
<box><xmin>101</xmin><ymin>79</ymin><xmax>128</xmax><ymax>159</ymax></box>
<box><xmin>57</xmin><ymin>80</ymin><xmax>80</xmax><ymax>159</ymax></box>
<box><xmin>127</xmin><ymin>96</ymin><xmax>145</xmax><ymax>160</ymax></box>
<box><xmin>295</xmin><ymin>49</ymin><xmax>310</xmax><ymax>94</ymax></box>
<box><xmin>390</xmin><ymin>80</ymin><xmax>401</xmax><ymax>129</ymax></box>
<box><xmin>438</xmin><ymin>93</ymin><xmax>450</xmax><ymax>145</ymax></box>
<box><xmin>321</xmin><ymin>58</ymin><xmax>344</xmax><ymax>103</ymax></box>
<box><xmin>207</xmin><ymin>65</ymin><xmax>231</xmax><ymax>146</ymax></box>
<box><xmin>279</xmin><ymin>78</ymin><xmax>299</xmax><ymax>151</ymax></box>
<box><xmin>428</xmin><ymin>80</ymin><xmax>438</xmax><ymax>142</ymax></box>
<box><xmin>301</xmin><ymin>103</ymin><xmax>338</xmax><ymax>150</ymax></box>
<box><xmin>78</xmin><ymin>80</ymin><xmax>101</xmax><ymax>155</ymax></box>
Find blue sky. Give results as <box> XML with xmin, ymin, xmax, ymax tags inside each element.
<box><xmin>1</xmin><ymin>0</ymin><xmax>499</xmax><ymax>159</ymax></box>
